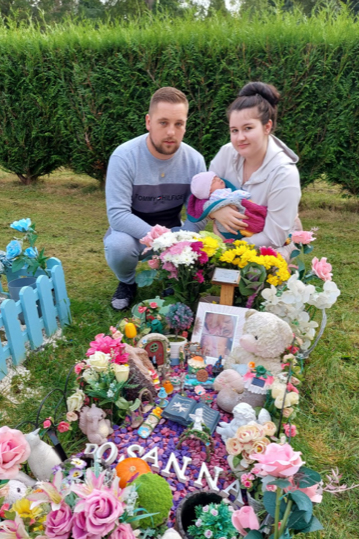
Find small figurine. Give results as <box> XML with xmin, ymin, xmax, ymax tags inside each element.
<box><xmin>24</xmin><ymin>429</ymin><xmax>62</xmax><ymax>481</ymax></box>
<box><xmin>0</xmin><ymin>480</ymin><xmax>27</xmax><ymax>505</ymax></box>
<box><xmin>158</xmin><ymin>386</ymin><xmax>169</xmax><ymax>408</ymax></box>
<box><xmin>138</xmin><ymin>407</ymin><xmax>162</xmax><ymax>439</ymax></box>
<box><xmin>79</xmin><ymin>404</ymin><xmax>113</xmax><ymax>445</ymax></box>
<box><xmin>189</xmin><ymin>408</ymin><xmax>205</xmax><ymax>432</ymax></box>
<box><xmin>216</xmin><ymin>402</ymin><xmax>271</xmax><ymax>442</ymax></box>
<box><xmin>212</xmin><ymin>355</ymin><xmax>224</xmax><ymax>377</ymax></box>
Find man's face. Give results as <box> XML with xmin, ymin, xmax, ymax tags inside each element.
<box><xmin>146</xmin><ymin>101</ymin><xmax>187</xmax><ymax>159</ymax></box>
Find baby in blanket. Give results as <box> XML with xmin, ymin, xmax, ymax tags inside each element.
<box><xmin>187</xmin><ymin>171</ymin><xmax>267</xmax><ymax>240</ymax></box>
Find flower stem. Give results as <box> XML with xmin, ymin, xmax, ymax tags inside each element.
<box><xmin>273</xmin><ymin>487</ymin><xmax>282</xmax><ymax>539</ymax></box>
<box><xmin>277</xmin><ymin>499</ymin><xmax>293</xmax><ymax>538</ymax></box>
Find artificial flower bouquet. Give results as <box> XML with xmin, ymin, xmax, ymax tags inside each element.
<box><xmin>188</xmin><ymin>500</ymin><xmax>237</xmax><ymax>539</ymax></box>
<box><xmin>136</xmin><ymin>226</ymin><xmax>226</xmax><ymax>310</ymax></box>
<box><xmin>218</xmin><ymin>241</ymin><xmax>291</xmax><ymax>309</ymax></box>
<box><xmin>66</xmin><ymin>331</ymin><xmax>140</xmax><ymax>425</ymax></box>
<box><xmin>0</xmin><ymin>427</ymin><xmax>155</xmax><ymax>539</ymax></box>
<box><xmin>0</xmin><ymin>218</ymin><xmax>48</xmax><ymax>277</ymax></box>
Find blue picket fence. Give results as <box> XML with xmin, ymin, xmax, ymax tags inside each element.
<box><xmin>0</xmin><ymin>258</ymin><xmax>71</xmax><ymax>380</ymax></box>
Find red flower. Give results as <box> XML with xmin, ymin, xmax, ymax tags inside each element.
<box><xmin>194</xmin><ymin>270</ymin><xmax>204</xmax><ymax>283</ymax></box>
<box><xmin>57</xmin><ymin>421</ymin><xmax>70</xmax><ymax>433</ymax></box>
<box><xmin>260</xmin><ymin>246</ymin><xmax>278</xmax><ymax>257</ymax></box>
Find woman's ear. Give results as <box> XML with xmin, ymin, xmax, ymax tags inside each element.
<box><xmin>264</xmin><ymin>119</ymin><xmax>273</xmax><ymax>134</ymax></box>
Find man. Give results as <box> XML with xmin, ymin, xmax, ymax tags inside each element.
<box><xmin>104</xmin><ymin>87</ymin><xmax>206</xmax><ymax>311</ymax></box>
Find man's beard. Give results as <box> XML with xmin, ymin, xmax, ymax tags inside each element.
<box><xmin>149</xmin><ymin>135</ymin><xmax>180</xmax><ymax>156</ymax></box>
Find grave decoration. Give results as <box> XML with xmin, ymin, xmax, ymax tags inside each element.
<box><xmin>0</xmin><ymin>218</ymin><xmax>48</xmax><ymax>278</ymax></box>
<box><xmin>161</xmin><ymin>394</ymin><xmax>220</xmax><ymax>435</ymax></box>
<box><xmin>0</xmin><ymin>447</ymin><xmax>158</xmax><ymax>539</ymax></box>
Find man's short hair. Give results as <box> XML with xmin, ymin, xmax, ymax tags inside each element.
<box><xmin>149</xmin><ymin>87</ymin><xmax>189</xmax><ymax>113</ymax></box>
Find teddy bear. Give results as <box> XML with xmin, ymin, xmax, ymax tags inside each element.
<box><xmin>225</xmin><ymin>309</ymin><xmax>293</xmax><ymax>376</ymax></box>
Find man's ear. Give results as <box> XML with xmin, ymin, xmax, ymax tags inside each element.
<box><xmin>145</xmin><ymin>113</ymin><xmax>151</xmax><ymax>132</ymax></box>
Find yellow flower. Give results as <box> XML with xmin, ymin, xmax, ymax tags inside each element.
<box><xmin>12</xmin><ymin>498</ymin><xmax>43</xmax><ymax>521</ymax></box>
<box><xmin>219</xmin><ymin>251</ymin><xmax>237</xmax><ymax>264</ymax></box>
<box><xmin>201</xmin><ymin>236</ymin><xmax>219</xmax><ymax>257</ymax></box>
<box><xmin>267</xmin><ymin>275</ymin><xmax>280</xmax><ymax>286</ymax></box>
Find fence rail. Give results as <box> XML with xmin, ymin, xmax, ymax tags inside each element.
<box><xmin>0</xmin><ymin>258</ymin><xmax>71</xmax><ymax>379</ymax></box>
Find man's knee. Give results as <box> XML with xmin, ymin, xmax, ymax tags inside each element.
<box><xmin>104</xmin><ymin>229</ymin><xmax>141</xmax><ymax>261</ymax></box>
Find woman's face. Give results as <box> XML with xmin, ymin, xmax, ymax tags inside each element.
<box><xmin>229</xmin><ymin>107</ymin><xmax>272</xmax><ymax>160</ymax></box>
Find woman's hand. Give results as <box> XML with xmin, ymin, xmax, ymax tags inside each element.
<box><xmin>210</xmin><ymin>205</ymin><xmax>248</xmax><ymax>234</ymax></box>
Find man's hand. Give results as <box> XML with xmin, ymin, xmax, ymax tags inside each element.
<box><xmin>210</xmin><ymin>206</ymin><xmax>248</xmax><ymax>235</ymax></box>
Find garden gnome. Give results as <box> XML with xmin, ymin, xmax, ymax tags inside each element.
<box><xmin>24</xmin><ymin>429</ymin><xmax>62</xmax><ymax>481</ymax></box>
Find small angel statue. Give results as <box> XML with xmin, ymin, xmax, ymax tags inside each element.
<box><xmin>189</xmin><ymin>408</ymin><xmax>205</xmax><ymax>432</ymax></box>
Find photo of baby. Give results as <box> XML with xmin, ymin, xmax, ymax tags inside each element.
<box><xmin>191</xmin><ymin>303</ymin><xmax>247</xmax><ymax>365</ymax></box>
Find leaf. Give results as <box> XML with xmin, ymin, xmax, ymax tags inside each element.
<box><xmin>245</xmin><ymin>531</ymin><xmax>264</xmax><ymax>539</ymax></box>
<box><xmin>290</xmin><ymin>249</ymin><xmax>301</xmax><ymax>258</ymax></box>
<box><xmin>295</xmin><ymin>466</ymin><xmax>322</xmax><ymax>488</ymax></box>
<box><xmin>287</xmin><ymin>509</ymin><xmax>311</xmax><ymax>530</ymax></box>
<box><xmin>299</xmin><ymin>515</ymin><xmax>323</xmax><ymax>533</ymax></box>
<box><xmin>303</xmin><ymin>244</ymin><xmax>314</xmax><ymax>254</ymax></box>
<box><xmin>288</xmin><ymin>491</ymin><xmax>312</xmax><ymax>523</ymax></box>
<box><xmin>135</xmin><ymin>270</ymin><xmax>157</xmax><ymax>287</ymax></box>
<box><xmin>268</xmin><ymin>479</ymin><xmax>291</xmax><ymax>489</ymax></box>
<box><xmin>263</xmin><ymin>491</ymin><xmax>277</xmax><ymax>517</ymax></box>
<box><xmin>129</xmin><ymin>398</ymin><xmax>141</xmax><ymax>411</ymax></box>
<box><xmin>11</xmin><ymin>257</ymin><xmax>26</xmax><ymax>272</ymax></box>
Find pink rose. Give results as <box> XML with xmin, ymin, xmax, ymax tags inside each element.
<box><xmin>43</xmin><ymin>418</ymin><xmax>52</xmax><ymax>428</ymax></box>
<box><xmin>109</xmin><ymin>523</ymin><xmax>136</xmax><ymax>539</ymax></box>
<box><xmin>138</xmin><ymin>306</ymin><xmax>147</xmax><ymax>313</ymax></box>
<box><xmin>74</xmin><ymin>362</ymin><xmax>86</xmax><ymax>374</ymax></box>
<box><xmin>0</xmin><ymin>426</ymin><xmax>31</xmax><ymax>479</ymax></box>
<box><xmin>149</xmin><ymin>302</ymin><xmax>158</xmax><ymax>309</ymax></box>
<box><xmin>266</xmin><ymin>484</ymin><xmax>277</xmax><ymax>492</ymax></box>
<box><xmin>148</xmin><ymin>258</ymin><xmax>159</xmax><ymax>270</ymax></box>
<box><xmin>73</xmin><ymin>489</ymin><xmax>124</xmax><ymax>538</ymax></box>
<box><xmin>232</xmin><ymin>506</ymin><xmax>260</xmax><ymax>536</ymax></box>
<box><xmin>291</xmin><ymin>230</ymin><xmax>316</xmax><ymax>245</ymax></box>
<box><xmin>284</xmin><ymin>424</ymin><xmax>297</xmax><ymax>437</ymax></box>
<box><xmin>45</xmin><ymin>502</ymin><xmax>73</xmax><ymax>539</ymax></box>
<box><xmin>140</xmin><ymin>225</ymin><xmax>170</xmax><ymax>250</ymax></box>
<box><xmin>57</xmin><ymin>422</ymin><xmax>70</xmax><ymax>433</ymax></box>
<box><xmin>250</xmin><ymin>442</ymin><xmax>304</xmax><ymax>478</ymax></box>
<box><xmin>285</xmin><ymin>478</ymin><xmax>323</xmax><ymax>503</ymax></box>
<box><xmin>66</xmin><ymin>411</ymin><xmax>78</xmax><ymax>422</ymax></box>
<box><xmin>311</xmin><ymin>257</ymin><xmax>332</xmax><ymax>281</ymax></box>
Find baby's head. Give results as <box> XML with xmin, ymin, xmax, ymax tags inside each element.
<box><xmin>191</xmin><ymin>171</ymin><xmax>225</xmax><ymax>199</ymax></box>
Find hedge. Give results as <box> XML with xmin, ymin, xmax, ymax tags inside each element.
<box><xmin>0</xmin><ymin>10</ymin><xmax>359</xmax><ymax>193</ymax></box>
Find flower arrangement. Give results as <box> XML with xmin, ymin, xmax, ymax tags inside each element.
<box><xmin>137</xmin><ymin>228</ymin><xmax>226</xmax><ymax>309</ymax></box>
<box><xmin>0</xmin><ymin>218</ymin><xmax>48</xmax><ymax>276</ymax></box>
<box><xmin>225</xmin><ymin>421</ymin><xmax>277</xmax><ymax>471</ymax></box>
<box><xmin>0</xmin><ymin>427</ymin><xmax>30</xmax><ymax>480</ymax></box>
<box><xmin>66</xmin><ymin>331</ymin><xmax>140</xmax><ymax>424</ymax></box>
<box><xmin>187</xmin><ymin>501</ymin><xmax>237</xmax><ymax>539</ymax></box>
<box><xmin>165</xmin><ymin>303</ymin><xmax>194</xmax><ymax>338</ymax></box>
<box><xmin>218</xmin><ymin>240</ymin><xmax>291</xmax><ymax>308</ymax></box>
<box><xmin>0</xmin><ymin>453</ymin><xmax>156</xmax><ymax>539</ymax></box>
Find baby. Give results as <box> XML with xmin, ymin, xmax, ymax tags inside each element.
<box><xmin>187</xmin><ymin>171</ymin><xmax>267</xmax><ymax>240</ymax></box>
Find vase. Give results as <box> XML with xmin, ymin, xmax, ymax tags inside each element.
<box><xmin>167</xmin><ymin>335</ymin><xmax>187</xmax><ymax>366</ymax></box>
<box><xmin>5</xmin><ymin>266</ymin><xmax>46</xmax><ymax>283</ymax></box>
<box><xmin>176</xmin><ymin>491</ymin><xmax>223</xmax><ymax>539</ymax></box>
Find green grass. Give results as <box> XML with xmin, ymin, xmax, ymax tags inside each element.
<box><xmin>1</xmin><ymin>171</ymin><xmax>359</xmax><ymax>537</ymax></box>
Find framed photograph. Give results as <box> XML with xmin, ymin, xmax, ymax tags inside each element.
<box><xmin>191</xmin><ymin>303</ymin><xmax>248</xmax><ymax>365</ymax></box>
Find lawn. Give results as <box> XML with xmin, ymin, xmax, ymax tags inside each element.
<box><xmin>1</xmin><ymin>170</ymin><xmax>358</xmax><ymax>538</ymax></box>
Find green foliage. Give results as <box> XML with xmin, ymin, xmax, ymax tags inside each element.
<box><xmin>187</xmin><ymin>501</ymin><xmax>237</xmax><ymax>539</ymax></box>
<box><xmin>0</xmin><ymin>8</ymin><xmax>358</xmax><ymax>189</ymax></box>
<box><xmin>132</xmin><ymin>473</ymin><xmax>172</xmax><ymax>528</ymax></box>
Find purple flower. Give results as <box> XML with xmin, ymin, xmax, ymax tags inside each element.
<box><xmin>68</xmin><ymin>468</ymin><xmax>83</xmax><ymax>480</ymax></box>
<box><xmin>45</xmin><ymin>502</ymin><xmax>73</xmax><ymax>539</ymax></box>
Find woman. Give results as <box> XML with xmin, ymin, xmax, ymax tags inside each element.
<box><xmin>209</xmin><ymin>82</ymin><xmax>301</xmax><ymax>254</ymax></box>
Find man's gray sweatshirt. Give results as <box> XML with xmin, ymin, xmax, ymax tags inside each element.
<box><xmin>106</xmin><ymin>134</ymin><xmax>207</xmax><ymax>240</ymax></box>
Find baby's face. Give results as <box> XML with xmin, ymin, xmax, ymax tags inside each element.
<box><xmin>210</xmin><ymin>176</ymin><xmax>225</xmax><ymax>194</ymax></box>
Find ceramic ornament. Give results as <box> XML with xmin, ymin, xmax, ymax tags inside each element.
<box><xmin>0</xmin><ymin>480</ymin><xmax>27</xmax><ymax>505</ymax></box>
<box><xmin>142</xmin><ymin>446</ymin><xmax>160</xmax><ymax>472</ymax></box>
<box><xmin>162</xmin><ymin>453</ymin><xmax>193</xmax><ymax>484</ymax></box>
<box><xmin>220</xmin><ymin>479</ymin><xmax>244</xmax><ymax>505</ymax></box>
<box><xmin>79</xmin><ymin>404</ymin><xmax>113</xmax><ymax>444</ymax></box>
<box><xmin>193</xmin><ymin>462</ymin><xmax>223</xmax><ymax>491</ymax></box>
<box><xmin>24</xmin><ymin>429</ymin><xmax>62</xmax><ymax>481</ymax></box>
<box><xmin>162</xmin><ymin>529</ymin><xmax>183</xmax><ymax>539</ymax></box>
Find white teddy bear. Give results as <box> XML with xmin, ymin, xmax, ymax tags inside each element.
<box><xmin>225</xmin><ymin>309</ymin><xmax>293</xmax><ymax>376</ymax></box>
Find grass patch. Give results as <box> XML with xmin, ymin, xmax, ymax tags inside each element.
<box><xmin>1</xmin><ymin>171</ymin><xmax>359</xmax><ymax>537</ymax></box>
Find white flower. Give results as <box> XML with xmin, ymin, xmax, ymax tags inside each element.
<box><xmin>107</xmin><ymin>389</ymin><xmax>115</xmax><ymax>398</ymax></box>
<box><xmin>195</xmin><ymin>519</ymin><xmax>202</xmax><ymax>527</ymax></box>
<box><xmin>82</xmin><ymin>369</ymin><xmax>99</xmax><ymax>382</ymax></box>
<box><xmin>86</xmin><ymin>351</ymin><xmax>110</xmax><ymax>372</ymax></box>
<box><xmin>261</xmin><ymin>285</ymin><xmax>280</xmax><ymax>304</ymax></box>
<box><xmin>307</xmin><ymin>280</ymin><xmax>340</xmax><ymax>309</ymax></box>
<box><xmin>67</xmin><ymin>389</ymin><xmax>85</xmax><ymax>412</ymax></box>
<box><xmin>112</xmin><ymin>364</ymin><xmax>129</xmax><ymax>383</ymax></box>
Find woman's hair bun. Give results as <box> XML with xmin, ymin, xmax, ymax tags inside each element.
<box><xmin>238</xmin><ymin>82</ymin><xmax>280</xmax><ymax>107</ymax></box>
